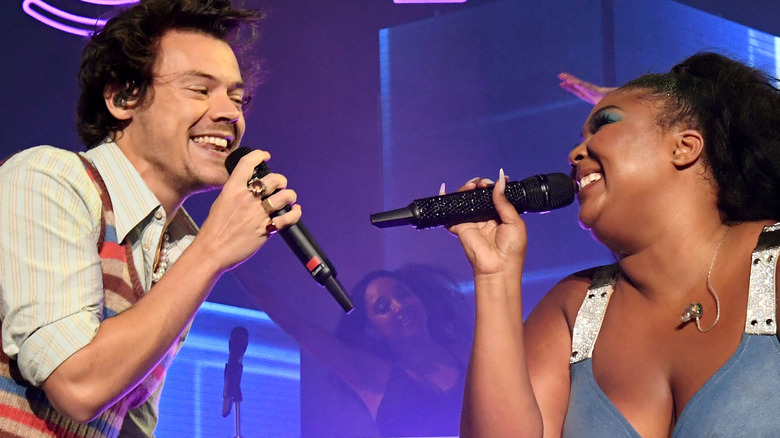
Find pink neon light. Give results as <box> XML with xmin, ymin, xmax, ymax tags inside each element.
<box><xmin>79</xmin><ymin>0</ymin><xmax>138</xmax><ymax>4</ymax></box>
<box><xmin>22</xmin><ymin>0</ymin><xmax>139</xmax><ymax>36</ymax></box>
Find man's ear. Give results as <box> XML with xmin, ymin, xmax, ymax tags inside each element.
<box><xmin>672</xmin><ymin>129</ymin><xmax>705</xmax><ymax>168</ymax></box>
<box><xmin>103</xmin><ymin>87</ymin><xmax>138</xmax><ymax>121</ymax></box>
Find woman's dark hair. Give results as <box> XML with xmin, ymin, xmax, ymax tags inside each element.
<box><xmin>76</xmin><ymin>0</ymin><xmax>263</xmax><ymax>148</ymax></box>
<box><xmin>620</xmin><ymin>52</ymin><xmax>780</xmax><ymax>223</ymax></box>
<box><xmin>336</xmin><ymin>264</ymin><xmax>473</xmax><ymax>360</ymax></box>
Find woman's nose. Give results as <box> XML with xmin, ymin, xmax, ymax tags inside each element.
<box><xmin>568</xmin><ymin>141</ymin><xmax>588</xmax><ymax>166</ymax></box>
<box><xmin>390</xmin><ymin>300</ymin><xmax>403</xmax><ymax>317</ymax></box>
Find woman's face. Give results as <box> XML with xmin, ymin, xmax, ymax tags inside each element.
<box><xmin>568</xmin><ymin>89</ymin><xmax>681</xmax><ymax>240</ymax></box>
<box><xmin>364</xmin><ymin>276</ymin><xmax>429</xmax><ymax>343</ymax></box>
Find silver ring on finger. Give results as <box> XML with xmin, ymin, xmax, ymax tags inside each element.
<box><xmin>247</xmin><ymin>176</ymin><xmax>268</xmax><ymax>197</ymax></box>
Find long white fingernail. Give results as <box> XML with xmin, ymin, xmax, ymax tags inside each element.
<box><xmin>498</xmin><ymin>168</ymin><xmax>505</xmax><ymax>194</ymax></box>
<box><xmin>467</xmin><ymin>177</ymin><xmax>480</xmax><ymax>184</ymax></box>
<box><xmin>439</xmin><ymin>183</ymin><xmax>446</xmax><ymax>195</ymax></box>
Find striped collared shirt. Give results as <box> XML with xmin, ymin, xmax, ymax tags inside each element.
<box><xmin>0</xmin><ymin>142</ymin><xmax>198</xmax><ymax>386</ymax></box>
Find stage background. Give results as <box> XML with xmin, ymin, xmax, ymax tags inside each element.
<box><xmin>1</xmin><ymin>0</ymin><xmax>779</xmax><ymax>436</ymax></box>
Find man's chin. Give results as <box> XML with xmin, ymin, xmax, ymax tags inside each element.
<box><xmin>187</xmin><ymin>176</ymin><xmax>227</xmax><ymax>195</ymax></box>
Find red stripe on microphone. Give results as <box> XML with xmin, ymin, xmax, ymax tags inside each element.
<box><xmin>306</xmin><ymin>257</ymin><xmax>322</xmax><ymax>272</ymax></box>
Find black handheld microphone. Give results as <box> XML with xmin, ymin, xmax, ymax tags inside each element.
<box><xmin>370</xmin><ymin>173</ymin><xmax>576</xmax><ymax>229</ymax></box>
<box><xmin>222</xmin><ymin>326</ymin><xmax>249</xmax><ymax>417</ymax></box>
<box><xmin>225</xmin><ymin>147</ymin><xmax>354</xmax><ymax>313</ymax></box>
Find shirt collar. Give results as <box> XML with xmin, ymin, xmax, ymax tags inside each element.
<box><xmin>84</xmin><ymin>140</ymin><xmax>197</xmax><ymax>242</ymax></box>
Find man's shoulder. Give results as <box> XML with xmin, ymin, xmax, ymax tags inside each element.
<box><xmin>1</xmin><ymin>145</ymin><xmax>84</xmax><ymax>172</ymax></box>
<box><xmin>0</xmin><ymin>145</ymin><xmax>101</xmax><ymax>208</ymax></box>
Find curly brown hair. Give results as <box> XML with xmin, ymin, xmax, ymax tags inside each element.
<box><xmin>75</xmin><ymin>0</ymin><xmax>264</xmax><ymax>148</ymax></box>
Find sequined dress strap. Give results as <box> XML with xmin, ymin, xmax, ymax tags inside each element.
<box><xmin>570</xmin><ymin>264</ymin><xmax>620</xmax><ymax>364</ymax></box>
<box><xmin>745</xmin><ymin>222</ymin><xmax>780</xmax><ymax>335</ymax></box>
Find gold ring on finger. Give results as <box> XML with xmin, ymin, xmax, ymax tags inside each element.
<box><xmin>261</xmin><ymin>197</ymin><xmax>276</xmax><ymax>213</ymax></box>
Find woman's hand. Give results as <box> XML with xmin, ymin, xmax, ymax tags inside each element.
<box><xmin>558</xmin><ymin>72</ymin><xmax>616</xmax><ymax>105</ymax></box>
<box><xmin>453</xmin><ymin>170</ymin><xmax>544</xmax><ymax>437</ymax></box>
<box><xmin>448</xmin><ymin>169</ymin><xmax>527</xmax><ymax>278</ymax></box>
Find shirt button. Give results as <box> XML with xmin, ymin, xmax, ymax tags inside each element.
<box><xmin>154</xmin><ymin>210</ymin><xmax>164</xmax><ymax>220</ymax></box>
<box><xmin>143</xmin><ymin>244</ymin><xmax>151</xmax><ymax>252</ymax></box>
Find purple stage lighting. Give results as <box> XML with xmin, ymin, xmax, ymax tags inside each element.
<box><xmin>394</xmin><ymin>0</ymin><xmax>466</xmax><ymax>3</ymax></box>
<box><xmin>22</xmin><ymin>0</ymin><xmax>139</xmax><ymax>36</ymax></box>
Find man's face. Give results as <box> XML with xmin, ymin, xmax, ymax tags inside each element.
<box><xmin>118</xmin><ymin>29</ymin><xmax>247</xmax><ymax>197</ymax></box>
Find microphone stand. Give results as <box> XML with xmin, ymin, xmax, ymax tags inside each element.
<box><xmin>223</xmin><ymin>358</ymin><xmax>244</xmax><ymax>438</ymax></box>
<box><xmin>233</xmin><ymin>401</ymin><xmax>242</xmax><ymax>438</ymax></box>
<box><xmin>223</xmin><ymin>326</ymin><xmax>248</xmax><ymax>438</ymax></box>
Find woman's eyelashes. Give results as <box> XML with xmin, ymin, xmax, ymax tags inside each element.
<box><xmin>589</xmin><ymin>109</ymin><xmax>622</xmax><ymax>133</ymax></box>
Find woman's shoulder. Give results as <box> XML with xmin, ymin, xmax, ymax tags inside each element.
<box><xmin>527</xmin><ymin>264</ymin><xmax>616</xmax><ymax>331</ymax></box>
<box><xmin>548</xmin><ymin>265</ymin><xmax>610</xmax><ymax>305</ymax></box>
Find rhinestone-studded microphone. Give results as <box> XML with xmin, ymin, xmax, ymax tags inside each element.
<box><xmin>370</xmin><ymin>173</ymin><xmax>576</xmax><ymax>229</ymax></box>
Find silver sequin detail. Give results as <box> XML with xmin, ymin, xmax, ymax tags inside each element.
<box><xmin>570</xmin><ymin>223</ymin><xmax>780</xmax><ymax>362</ymax></box>
<box><xmin>744</xmin><ymin>222</ymin><xmax>779</xmax><ymax>335</ymax></box>
<box><xmin>570</xmin><ymin>264</ymin><xmax>619</xmax><ymax>364</ymax></box>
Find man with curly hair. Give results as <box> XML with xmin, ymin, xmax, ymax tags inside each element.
<box><xmin>0</xmin><ymin>1</ymin><xmax>300</xmax><ymax>436</ymax></box>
